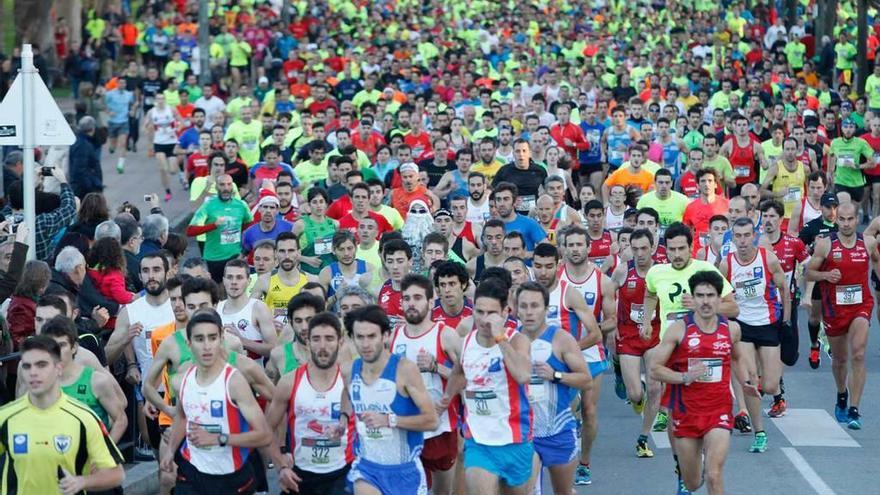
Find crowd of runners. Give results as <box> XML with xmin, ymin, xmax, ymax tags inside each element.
<box><xmin>1</xmin><ymin>0</ymin><xmax>879</xmax><ymax>494</ymax></box>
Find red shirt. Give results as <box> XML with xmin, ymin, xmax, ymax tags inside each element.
<box><xmin>549</xmin><ymin>122</ymin><xmax>589</xmax><ymax>168</ymax></box>
<box><xmin>283</xmin><ymin>59</ymin><xmax>306</xmax><ymax>83</ymax></box>
<box><xmin>860</xmin><ymin>132</ymin><xmax>880</xmax><ymax>176</ymax></box>
<box><xmin>404</xmin><ymin>131</ymin><xmax>432</xmax><ymax>157</ymax></box>
<box><xmin>679</xmin><ymin>170</ymin><xmax>725</xmax><ymax>199</ymax></box>
<box><xmin>379</xmin><ymin>280</ymin><xmax>403</xmax><ymax>322</ymax></box>
<box><xmin>587</xmin><ymin>230</ymin><xmax>614</xmax><ymax>266</ymax></box>
<box><xmin>391</xmin><ymin>186</ymin><xmax>432</xmax><ymax>218</ymax></box>
<box><xmin>326</xmin><ymin>195</ymin><xmax>353</xmax><ymax>220</ymax></box>
<box><xmin>186</xmin><ymin>151</ymin><xmax>211</xmax><ymax>179</ymax></box>
<box><xmin>616</xmin><ymin>261</ymin><xmax>660</xmax><ymax>344</ymax></box>
<box><xmin>770</xmin><ymin>234</ymin><xmax>809</xmax><ymax>295</ymax></box>
<box><xmin>308</xmin><ymin>98</ymin><xmax>339</xmax><ymax>115</ymax></box>
<box><xmin>728</xmin><ymin>135</ymin><xmax>760</xmax><ymax>185</ymax></box>
<box><xmin>431</xmin><ymin>298</ymin><xmax>473</xmax><ymax>330</ymax></box>
<box><xmin>352</xmin><ymin>131</ymin><xmax>386</xmax><ymax>161</ymax></box>
<box><xmin>337</xmin><ymin>211</ymin><xmax>393</xmax><ymax>240</ymax></box>
<box><xmin>683</xmin><ymin>196</ymin><xmax>730</xmax><ymax>239</ymax></box>
<box><xmin>666</xmin><ymin>315</ymin><xmax>734</xmax><ymax>414</ymax></box>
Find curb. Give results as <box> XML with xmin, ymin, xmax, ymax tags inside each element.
<box><xmin>122</xmin><ymin>461</ymin><xmax>159</xmax><ymax>494</ymax></box>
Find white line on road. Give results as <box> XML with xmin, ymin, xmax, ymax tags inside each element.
<box><xmin>781</xmin><ymin>447</ymin><xmax>836</xmax><ymax>495</ymax></box>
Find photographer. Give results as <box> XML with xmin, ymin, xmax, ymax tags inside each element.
<box><xmin>1</xmin><ymin>166</ymin><xmax>76</xmax><ymax>261</ymax></box>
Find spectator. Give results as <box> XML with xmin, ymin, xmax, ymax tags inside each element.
<box><xmin>94</xmin><ymin>220</ymin><xmax>121</xmax><ymax>241</ymax></box>
<box><xmin>2</xmin><ymin>151</ymin><xmax>22</xmax><ymax>197</ymax></box>
<box><xmin>69</xmin><ymin>116</ymin><xmax>104</xmax><ymax>199</ymax></box>
<box><xmin>140</xmin><ymin>213</ymin><xmax>169</xmax><ymax>256</ymax></box>
<box><xmin>49</xmin><ymin>245</ymin><xmax>119</xmax><ymax>321</ymax></box>
<box><xmin>7</xmin><ymin>260</ymin><xmax>51</xmax><ymax>349</ymax></box>
<box><xmin>87</xmin><ymin>237</ymin><xmax>135</xmax><ymax>313</ymax></box>
<box><xmin>115</xmin><ymin>213</ymin><xmax>143</xmax><ymax>292</ymax></box>
<box><xmin>0</xmin><ymin>223</ymin><xmax>29</xmax><ymax>303</ymax></box>
<box><xmin>68</xmin><ymin>192</ymin><xmax>110</xmax><ymax>241</ymax></box>
<box><xmin>1</xmin><ymin>167</ymin><xmax>76</xmax><ymax>261</ymax></box>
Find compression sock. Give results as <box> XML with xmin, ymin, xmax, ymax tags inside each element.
<box><xmin>837</xmin><ymin>390</ymin><xmax>849</xmax><ymax>409</ymax></box>
<box><xmin>808</xmin><ymin>321</ymin><xmax>821</xmax><ymax>346</ymax></box>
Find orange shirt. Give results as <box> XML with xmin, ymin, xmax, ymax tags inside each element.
<box><xmin>604</xmin><ymin>166</ymin><xmax>655</xmax><ymax>193</ymax></box>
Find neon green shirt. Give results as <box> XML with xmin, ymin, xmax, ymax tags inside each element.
<box><xmin>190</xmin><ymin>197</ymin><xmax>253</xmax><ymax>261</ymax></box>
<box><xmin>164</xmin><ymin>60</ymin><xmax>189</xmax><ymax>83</ymax></box>
<box><xmin>224</xmin><ymin>120</ymin><xmax>263</xmax><ymax>166</ymax></box>
<box><xmin>636</xmin><ymin>190</ymin><xmax>690</xmax><ymax>227</ymax></box>
<box><xmin>829</xmin><ymin>136</ymin><xmax>874</xmax><ymax>187</ymax></box>
<box><xmin>645</xmin><ymin>259</ymin><xmax>734</xmax><ymax>337</ymax></box>
<box><xmin>865</xmin><ymin>74</ymin><xmax>880</xmax><ymax>109</ymax></box>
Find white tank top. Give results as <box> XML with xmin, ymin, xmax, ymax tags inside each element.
<box><xmin>151</xmin><ymin>106</ymin><xmax>178</xmax><ymax>145</ymax></box>
<box><xmin>801</xmin><ymin>197</ymin><xmax>821</xmax><ymax>227</ymax></box>
<box><xmin>289</xmin><ymin>366</ymin><xmax>354</xmax><ymax>473</ymax></box>
<box><xmin>217</xmin><ymin>299</ymin><xmax>263</xmax><ymax>362</ymax></box>
<box><xmin>390</xmin><ymin>323</ymin><xmax>455</xmax><ymax>438</ymax></box>
<box><xmin>546</xmin><ymin>280</ymin><xmax>563</xmax><ymax>327</ymax></box>
<box><xmin>466</xmin><ymin>198</ymin><xmax>491</xmax><ymax>224</ymax></box>
<box><xmin>558</xmin><ymin>265</ymin><xmax>606</xmax><ymax>363</ymax></box>
<box><xmin>179</xmin><ymin>364</ymin><xmax>251</xmax><ymax>475</ymax></box>
<box><xmin>126</xmin><ymin>296</ymin><xmax>175</xmax><ymax>377</ymax></box>
<box><xmin>605</xmin><ymin>206</ymin><xmax>625</xmax><ymax>232</ymax></box>
<box><xmin>725</xmin><ymin>248</ymin><xmax>781</xmax><ymax>326</ymax></box>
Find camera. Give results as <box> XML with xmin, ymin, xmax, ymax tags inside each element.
<box><xmin>144</xmin><ymin>195</ymin><xmax>152</xmax><ymax>202</ymax></box>
<box><xmin>41</xmin><ymin>166</ymin><xmax>53</xmax><ymax>177</ymax></box>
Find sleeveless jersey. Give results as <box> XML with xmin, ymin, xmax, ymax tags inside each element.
<box><xmin>150</xmin><ymin>106</ymin><xmax>178</xmax><ymax>145</ymax></box>
<box><xmin>328</xmin><ymin>260</ymin><xmax>368</xmax><ymax>298</ymax></box>
<box><xmin>378</xmin><ymin>280</ymin><xmax>403</xmax><ymax>325</ymax></box>
<box><xmin>772</xmin><ymin>161</ymin><xmax>807</xmax><ymax>218</ymax></box>
<box><xmin>819</xmin><ymin>234</ymin><xmax>875</xmax><ymax>311</ymax></box>
<box><xmin>529</xmin><ymin>325</ymin><xmax>576</xmax><ymax>438</ymax></box>
<box><xmin>460</xmin><ymin>327</ymin><xmax>532</xmax><ymax>446</ymax></box>
<box><xmin>729</xmin><ymin>135</ymin><xmax>758</xmax><ymax>184</ymax></box>
<box><xmin>264</xmin><ymin>272</ymin><xmax>308</xmax><ymax>324</ymax></box>
<box><xmin>605</xmin><ymin>207</ymin><xmax>625</xmax><ymax>232</ymax></box>
<box><xmin>127</xmin><ymin>296</ymin><xmax>176</xmax><ymax>378</ymax></box>
<box><xmin>653</xmin><ymin>244</ymin><xmax>669</xmax><ymax>264</ymax></box>
<box><xmin>617</xmin><ymin>261</ymin><xmax>660</xmax><ymax>345</ymax></box>
<box><xmin>179</xmin><ymin>364</ymin><xmax>252</xmax><ymax>475</ymax></box>
<box><xmin>543</xmin><ymin>218</ymin><xmax>561</xmax><ymax>246</ymax></box>
<box><xmin>300</xmin><ymin>216</ymin><xmax>336</xmax><ymax>275</ymax></box>
<box><xmin>349</xmin><ymin>354</ymin><xmax>424</xmax><ymax>464</ymax></box>
<box><xmin>281</xmin><ymin>342</ymin><xmax>300</xmax><ymax>375</ymax></box>
<box><xmin>466</xmin><ymin>198</ymin><xmax>491</xmax><ymax>224</ymax></box>
<box><xmin>605</xmin><ymin>127</ymin><xmax>632</xmax><ymax>168</ymax></box>
<box><xmin>390</xmin><ymin>323</ymin><xmax>457</xmax><ymax>437</ymax></box>
<box><xmin>771</xmin><ymin>234</ymin><xmax>809</xmax><ymax>296</ymax></box>
<box><xmin>587</xmin><ymin>230</ymin><xmax>614</xmax><ymax>267</ymax></box>
<box><xmin>288</xmin><ymin>365</ymin><xmax>355</xmax><ymax>473</ymax></box>
<box><xmin>61</xmin><ymin>366</ymin><xmax>109</xmax><ymax>425</ymax></box>
<box><xmin>217</xmin><ymin>299</ymin><xmax>263</xmax><ymax>361</ymax></box>
<box><xmin>431</xmin><ymin>298</ymin><xmax>473</xmax><ymax>330</ymax></box>
<box><xmin>665</xmin><ymin>315</ymin><xmax>733</xmax><ymax>416</ymax></box>
<box><xmin>725</xmin><ymin>248</ymin><xmax>781</xmax><ymax>326</ymax></box>
<box><xmin>799</xmin><ymin>197</ymin><xmax>822</xmax><ymax>230</ymax></box>
<box><xmin>450</xmin><ymin>169</ymin><xmax>469</xmax><ymax>198</ymax></box>
<box><xmin>558</xmin><ymin>265</ymin><xmax>606</xmax><ymax>363</ymax></box>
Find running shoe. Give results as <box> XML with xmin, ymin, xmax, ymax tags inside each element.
<box><xmin>574</xmin><ymin>465</ymin><xmax>591</xmax><ymax>485</ymax></box>
<box><xmin>676</xmin><ymin>478</ymin><xmax>692</xmax><ymax>495</ymax></box>
<box><xmin>768</xmin><ymin>399</ymin><xmax>787</xmax><ymax>418</ymax></box>
<box><xmin>116</xmin><ymin>162</ymin><xmax>124</xmax><ymax>174</ymax></box>
<box><xmin>835</xmin><ymin>405</ymin><xmax>849</xmax><ymax>423</ymax></box>
<box><xmin>735</xmin><ymin>412</ymin><xmax>752</xmax><ymax>433</ymax></box>
<box><xmin>134</xmin><ymin>444</ymin><xmax>154</xmax><ymax>461</ymax></box>
<box><xmin>847</xmin><ymin>409</ymin><xmax>862</xmax><ymax>430</ymax></box>
<box><xmin>632</xmin><ymin>396</ymin><xmax>646</xmax><ymax>415</ymax></box>
<box><xmin>652</xmin><ymin>410</ymin><xmax>668</xmax><ymax>432</ymax></box>
<box><xmin>809</xmin><ymin>346</ymin><xmax>820</xmax><ymax>369</ymax></box>
<box><xmin>164</xmin><ymin>192</ymin><xmax>172</xmax><ymax>202</ymax></box>
<box><xmin>749</xmin><ymin>432</ymin><xmax>768</xmax><ymax>453</ymax></box>
<box><xmin>636</xmin><ymin>439</ymin><xmax>654</xmax><ymax>458</ymax></box>
<box><xmin>615</xmin><ymin>373</ymin><xmax>627</xmax><ymax>400</ymax></box>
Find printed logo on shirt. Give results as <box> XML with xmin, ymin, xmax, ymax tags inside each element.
<box><xmin>331</xmin><ymin>402</ymin><xmax>342</xmax><ymax>420</ymax></box>
<box><xmin>54</xmin><ymin>435</ymin><xmax>71</xmax><ymax>454</ymax></box>
<box><xmin>488</xmin><ymin>357</ymin><xmax>502</xmax><ymax>372</ymax></box>
<box><xmin>753</xmin><ymin>266</ymin><xmax>763</xmax><ymax>278</ymax></box>
<box><xmin>210</xmin><ymin>400</ymin><xmax>224</xmax><ymax>418</ymax></box>
<box><xmin>394</xmin><ymin>344</ymin><xmax>407</xmax><ymax>355</ymax></box>
<box><xmin>12</xmin><ymin>434</ymin><xmax>27</xmax><ymax>454</ymax></box>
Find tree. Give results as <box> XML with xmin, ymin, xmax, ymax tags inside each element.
<box><xmin>14</xmin><ymin>0</ymin><xmax>55</xmax><ymax>64</ymax></box>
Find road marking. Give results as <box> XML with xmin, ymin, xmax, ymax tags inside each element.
<box><xmin>781</xmin><ymin>447</ymin><xmax>837</xmax><ymax>495</ymax></box>
<box><xmin>771</xmin><ymin>409</ymin><xmax>860</xmax><ymax>447</ymax></box>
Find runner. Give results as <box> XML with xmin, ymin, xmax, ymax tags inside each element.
<box><xmin>695</xmin><ymin>216</ymin><xmax>730</xmax><ymax>266</ymax></box>
<box><xmin>650</xmin><ymin>270</ymin><xmax>752</xmax><ymax>495</ymax></box>
<box><xmin>515</xmin><ymin>281</ymin><xmax>591</xmax><ymax>494</ymax></box>
<box><xmin>0</xmin><ymin>336</ymin><xmax>125</xmax><ymax>493</ymax></box>
<box><xmin>293</xmin><ymin>187</ymin><xmax>339</xmax><ymax>276</ymax></box>
<box><xmin>160</xmin><ymin>309</ymin><xmax>273</xmax><ymax>494</ymax></box>
<box><xmin>266</xmin><ymin>312</ymin><xmax>355</xmax><ymax>495</ymax></box>
<box><xmin>431</xmin><ymin>261</ymin><xmax>473</xmax><ymax>330</ymax></box>
<box><xmin>144</xmin><ymin>92</ymin><xmax>182</xmax><ymax>201</ymax></box>
<box><xmin>377</xmin><ymin>239</ymin><xmax>414</xmax><ymax>325</ymax></box>
<box><xmin>318</xmin><ymin>230</ymin><xmax>374</xmax><ymax>308</ymax></box>
<box><xmin>582</xmin><ymin>200</ymin><xmax>617</xmax><ymax>268</ymax></box>
<box><xmin>720</xmin><ymin>114</ymin><xmax>766</xmax><ymax>196</ymax></box>
<box><xmin>390</xmin><ymin>275</ymin><xmax>462</xmax><ymax>495</ymax></box>
<box><xmin>760</xmin><ymin>137</ymin><xmax>808</xmax><ymax>228</ymax></box>
<box><xmin>218</xmin><ymin>259</ymin><xmax>277</xmax><ymax>361</ymax></box>
<box><xmin>610</xmin><ymin>229</ymin><xmax>662</xmax><ymax>458</ymax></box>
<box><xmin>637</xmin><ymin>169</ymin><xmax>690</xmax><ymax>233</ymax></box>
<box><xmin>787</xmin><ymin>171</ymin><xmax>827</xmax><ymax>236</ymax></box>
<box><xmin>252</xmin><ymin>231</ymin><xmax>317</xmax><ymax>326</ymax></box>
<box><xmin>342</xmin><ymin>305</ymin><xmax>440</xmax><ymax>495</ymax></box>
<box><xmin>440</xmin><ymin>279</ymin><xmax>533</xmax><ymax>495</ymax></box>
<box><xmin>719</xmin><ymin>217</ymin><xmax>790</xmax><ymax>453</ymax></box>
<box><xmin>466</xmin><ymin>219</ymin><xmax>506</xmax><ymax>280</ymax></box>
<box><xmin>805</xmin><ymin>202</ymin><xmax>879</xmax><ymax>430</ymax></box>
<box><xmin>266</xmin><ymin>293</ymin><xmax>325</xmax><ymax>383</ymax></box>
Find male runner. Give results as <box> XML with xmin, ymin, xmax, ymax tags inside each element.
<box><xmin>432</xmin><ymin>261</ymin><xmax>473</xmax><ymax>329</ymax></box>
<box><xmin>582</xmin><ymin>200</ymin><xmax>618</xmax><ymax>268</ymax></box>
<box><xmin>342</xmin><ymin>305</ymin><xmax>439</xmax><ymax>495</ymax></box>
<box><xmin>719</xmin><ymin>217</ymin><xmax>790</xmax><ymax>452</ymax></box>
<box><xmin>319</xmin><ymin>230</ymin><xmax>374</xmax><ymax>307</ymax></box>
<box><xmin>610</xmin><ymin>229</ymin><xmax>662</xmax><ymax>458</ymax></box>
<box><xmin>266</xmin><ymin>293</ymin><xmax>325</xmax><ymax>383</ymax></box>
<box><xmin>43</xmin><ymin>316</ymin><xmax>128</xmax><ymax>443</ymax></box>
<box><xmin>440</xmin><ymin>279</ymin><xmax>533</xmax><ymax>495</ymax></box>
<box><xmin>805</xmin><ymin>202</ymin><xmax>879</xmax><ymax>429</ymax></box>
<box><xmin>160</xmin><ymin>310</ymin><xmax>273</xmax><ymax>494</ymax></box>
<box><xmin>787</xmin><ymin>171</ymin><xmax>827</xmax><ymax>236</ymax></box>
<box><xmin>516</xmin><ymin>281</ymin><xmax>591</xmax><ymax>494</ymax></box>
<box><xmin>0</xmin><ymin>336</ymin><xmax>125</xmax><ymax>493</ymax></box>
<box><xmin>218</xmin><ymin>259</ymin><xmax>277</xmax><ymax>361</ymax></box>
<box><xmin>466</xmin><ymin>219</ymin><xmax>506</xmax><ymax>280</ymax></box>
<box><xmin>267</xmin><ymin>312</ymin><xmax>356</xmax><ymax>494</ymax></box>
<box><xmin>252</xmin><ymin>232</ymin><xmax>317</xmax><ymax>326</ymax></box>
<box><xmin>390</xmin><ymin>275</ymin><xmax>463</xmax><ymax>495</ymax></box>
<box><xmin>650</xmin><ymin>271</ymin><xmax>751</xmax><ymax>495</ymax></box>
<box><xmin>378</xmin><ymin>239</ymin><xmax>414</xmax><ymax>325</ymax></box>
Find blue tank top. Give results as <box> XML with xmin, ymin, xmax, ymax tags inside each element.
<box><xmin>328</xmin><ymin>259</ymin><xmax>368</xmax><ymax>298</ymax></box>
<box><xmin>661</xmin><ymin>137</ymin><xmax>682</xmax><ymax>180</ymax></box>
<box><xmin>579</xmin><ymin>122</ymin><xmax>605</xmax><ymax>164</ymax></box>
<box><xmin>451</xmin><ymin>169</ymin><xmax>469</xmax><ymax>198</ymax></box>
<box><xmin>350</xmin><ymin>353</ymin><xmax>423</xmax><ymax>465</ymax></box>
<box><xmin>529</xmin><ymin>325</ymin><xmax>576</xmax><ymax>437</ymax></box>
<box><xmin>605</xmin><ymin>128</ymin><xmax>632</xmax><ymax>168</ymax></box>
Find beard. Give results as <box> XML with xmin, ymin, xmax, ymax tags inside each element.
<box><xmin>404</xmin><ymin>307</ymin><xmax>428</xmax><ymax>325</ymax></box>
<box><xmin>310</xmin><ymin>348</ymin><xmax>339</xmax><ymax>369</ymax></box>
<box><xmin>145</xmin><ymin>280</ymin><xmax>166</xmax><ymax>296</ymax></box>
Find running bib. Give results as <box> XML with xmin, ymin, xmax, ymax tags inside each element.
<box><xmin>837</xmin><ymin>154</ymin><xmax>855</xmax><ymax>168</ymax></box>
<box><xmin>735</xmin><ymin>166</ymin><xmax>751</xmax><ymax>178</ymax></box>
<box><xmin>666</xmin><ymin>310</ymin><xmax>689</xmax><ymax>322</ymax></box>
<box><xmin>219</xmin><ymin>217</ymin><xmax>240</xmax><ymax>245</ymax></box>
<box><xmin>301</xmin><ymin>437</ymin><xmax>341</xmax><ymax>466</ymax></box>
<box><xmin>242</xmin><ymin>139</ymin><xmax>257</xmax><ymax>150</ymax></box>
<box><xmin>314</xmin><ymin>236</ymin><xmax>332</xmax><ymax>256</ymax></box>
<box><xmin>610</xmin><ymin>149</ymin><xmax>625</xmax><ymax>161</ymax></box>
<box><xmin>465</xmin><ymin>390</ymin><xmax>498</xmax><ymax>416</ymax></box>
<box><xmin>527</xmin><ymin>376</ymin><xmax>546</xmax><ymax>404</ymax></box>
<box><xmin>688</xmin><ymin>358</ymin><xmax>722</xmax><ymax>383</ymax></box>
<box><xmin>735</xmin><ymin>278</ymin><xmax>764</xmax><ymax>300</ymax></box>
<box><xmin>874</xmin><ymin>153</ymin><xmax>880</xmax><ymax>165</ymax></box>
<box><xmin>785</xmin><ymin>187</ymin><xmax>801</xmax><ymax>202</ymax></box>
<box><xmin>188</xmin><ymin>422</ymin><xmax>223</xmax><ymax>450</ymax></box>
<box><xmin>836</xmin><ymin>285</ymin><xmax>863</xmax><ymax>305</ymax></box>
<box><xmin>520</xmin><ymin>195</ymin><xmax>536</xmax><ymax>211</ymax></box>
<box><xmin>630</xmin><ymin>303</ymin><xmax>645</xmax><ymax>324</ymax></box>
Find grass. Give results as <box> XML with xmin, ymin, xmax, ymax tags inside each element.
<box><xmin>2</xmin><ymin>0</ymin><xmax>14</xmax><ymax>54</ymax></box>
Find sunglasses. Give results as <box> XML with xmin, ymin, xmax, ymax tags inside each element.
<box><xmin>411</xmin><ymin>209</ymin><xmax>428</xmax><ymax>215</ymax></box>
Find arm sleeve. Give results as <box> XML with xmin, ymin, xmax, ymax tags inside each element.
<box><xmin>186</xmin><ymin>223</ymin><xmax>218</xmax><ymax>236</ymax></box>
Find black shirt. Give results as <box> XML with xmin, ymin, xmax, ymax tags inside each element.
<box><xmin>492</xmin><ymin>161</ymin><xmax>548</xmax><ymax>211</ymax></box>
<box><xmin>798</xmin><ymin>216</ymin><xmax>837</xmax><ymax>250</ymax></box>
<box><xmin>418</xmin><ymin>156</ymin><xmax>450</xmax><ymax>188</ymax></box>
<box><xmin>139</xmin><ymin>77</ymin><xmax>165</xmax><ymax>111</ymax></box>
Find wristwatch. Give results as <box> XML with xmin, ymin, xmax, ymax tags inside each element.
<box><xmin>388</xmin><ymin>413</ymin><xmax>398</xmax><ymax>428</ymax></box>
<box><xmin>552</xmin><ymin>371</ymin><xmax>563</xmax><ymax>383</ymax></box>
<box><xmin>218</xmin><ymin>433</ymin><xmax>229</xmax><ymax>447</ymax></box>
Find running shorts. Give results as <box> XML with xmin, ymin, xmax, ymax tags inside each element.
<box><xmin>738</xmin><ymin>321</ymin><xmax>780</xmax><ymax>347</ymax></box>
<box><xmin>421</xmin><ymin>430</ymin><xmax>458</xmax><ymax>472</ymax></box>
<box><xmin>349</xmin><ymin>458</ymin><xmax>426</xmax><ymax>495</ymax></box>
<box><xmin>671</xmin><ymin>411</ymin><xmax>734</xmax><ymax>439</ymax></box>
<box><xmin>822</xmin><ymin>300</ymin><xmax>872</xmax><ymax>337</ymax></box>
<box><xmin>284</xmin><ymin>465</ymin><xmax>350</xmax><ymax>495</ymax></box>
<box><xmin>616</xmin><ymin>324</ymin><xmax>659</xmax><ymax>356</ymax></box>
<box><xmin>175</xmin><ymin>452</ymin><xmax>257</xmax><ymax>495</ymax></box>
<box><xmin>534</xmin><ymin>428</ymin><xmax>578</xmax><ymax>467</ymax></box>
<box><xmin>463</xmin><ymin>438</ymin><xmax>533</xmax><ymax>487</ymax></box>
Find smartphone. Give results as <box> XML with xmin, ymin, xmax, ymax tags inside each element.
<box><xmin>144</xmin><ymin>195</ymin><xmax>151</xmax><ymax>202</ymax></box>
<box><xmin>41</xmin><ymin>166</ymin><xmax>53</xmax><ymax>177</ymax></box>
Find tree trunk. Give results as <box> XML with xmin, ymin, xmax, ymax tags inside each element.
<box><xmin>58</xmin><ymin>0</ymin><xmax>83</xmax><ymax>49</ymax></box>
<box><xmin>815</xmin><ymin>0</ymin><xmax>839</xmax><ymax>51</ymax></box>
<box><xmin>14</xmin><ymin>0</ymin><xmax>54</xmax><ymax>52</ymax></box>
<box><xmin>858</xmin><ymin>0</ymin><xmax>868</xmax><ymax>93</ymax></box>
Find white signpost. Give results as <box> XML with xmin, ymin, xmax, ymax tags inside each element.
<box><xmin>0</xmin><ymin>44</ymin><xmax>76</xmax><ymax>260</ymax></box>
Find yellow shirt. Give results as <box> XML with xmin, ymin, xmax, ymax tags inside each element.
<box><xmin>0</xmin><ymin>393</ymin><xmax>123</xmax><ymax>494</ymax></box>
<box><xmin>772</xmin><ymin>160</ymin><xmax>807</xmax><ymax>218</ymax></box>
<box><xmin>472</xmin><ymin>159</ymin><xmax>504</xmax><ymax>183</ymax></box>
<box><xmin>264</xmin><ymin>272</ymin><xmax>308</xmax><ymax>322</ymax></box>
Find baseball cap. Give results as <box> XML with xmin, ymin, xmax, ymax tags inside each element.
<box><xmin>820</xmin><ymin>192</ymin><xmax>839</xmax><ymax>207</ymax></box>
<box><xmin>842</xmin><ymin>118</ymin><xmax>856</xmax><ymax>127</ymax></box>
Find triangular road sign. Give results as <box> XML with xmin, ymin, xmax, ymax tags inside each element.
<box><xmin>0</xmin><ymin>71</ymin><xmax>76</xmax><ymax>146</ymax></box>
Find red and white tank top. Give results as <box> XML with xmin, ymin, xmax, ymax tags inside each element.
<box><xmin>587</xmin><ymin>230</ymin><xmax>614</xmax><ymax>268</ymax></box>
<box><xmin>617</xmin><ymin>261</ymin><xmax>659</xmax><ymax>340</ymax></box>
<box><xmin>288</xmin><ymin>365</ymin><xmax>355</xmax><ymax>473</ymax></box>
<box><xmin>390</xmin><ymin>322</ymin><xmax>457</xmax><ymax>437</ymax></box>
<box><xmin>558</xmin><ymin>264</ymin><xmax>606</xmax><ymax>363</ymax></box>
<box><xmin>799</xmin><ymin>197</ymin><xmax>821</xmax><ymax>230</ymax></box>
<box><xmin>725</xmin><ymin>247</ymin><xmax>781</xmax><ymax>326</ymax></box>
<box><xmin>729</xmin><ymin>136</ymin><xmax>758</xmax><ymax>184</ymax></box>
<box><xmin>179</xmin><ymin>364</ymin><xmax>251</xmax><ymax>475</ymax></box>
<box><xmin>217</xmin><ymin>299</ymin><xmax>262</xmax><ymax>362</ymax></box>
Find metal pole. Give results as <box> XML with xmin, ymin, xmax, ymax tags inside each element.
<box><xmin>198</xmin><ymin>0</ymin><xmax>211</xmax><ymax>85</ymax></box>
<box><xmin>21</xmin><ymin>44</ymin><xmax>36</xmax><ymax>261</ymax></box>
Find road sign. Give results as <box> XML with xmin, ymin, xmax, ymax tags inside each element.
<box><xmin>0</xmin><ymin>70</ymin><xmax>75</xmax><ymax>146</ymax></box>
